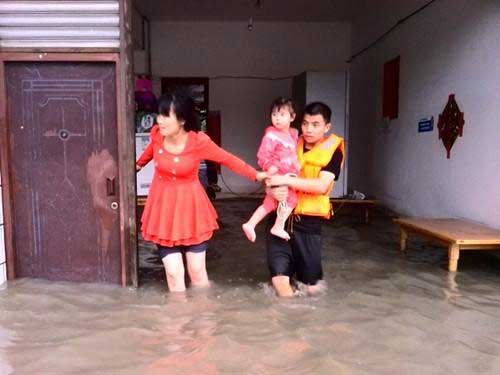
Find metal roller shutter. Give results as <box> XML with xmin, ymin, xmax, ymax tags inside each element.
<box><xmin>0</xmin><ymin>1</ymin><xmax>120</xmax><ymax>49</ymax></box>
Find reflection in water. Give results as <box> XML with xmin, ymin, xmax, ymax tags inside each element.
<box><xmin>0</xmin><ymin>199</ymin><xmax>499</xmax><ymax>374</ymax></box>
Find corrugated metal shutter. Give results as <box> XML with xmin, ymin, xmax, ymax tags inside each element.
<box><xmin>0</xmin><ymin>1</ymin><xmax>120</xmax><ymax>49</ymax></box>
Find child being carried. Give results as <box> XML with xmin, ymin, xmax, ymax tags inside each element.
<box><xmin>242</xmin><ymin>97</ymin><xmax>300</xmax><ymax>242</ymax></box>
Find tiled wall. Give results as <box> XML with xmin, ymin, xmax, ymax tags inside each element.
<box><xmin>0</xmin><ymin>172</ymin><xmax>6</xmax><ymax>284</ymax></box>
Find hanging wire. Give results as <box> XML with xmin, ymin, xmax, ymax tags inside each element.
<box><xmin>209</xmin><ymin>75</ymin><xmax>295</xmax><ymax>81</ymax></box>
<box><xmin>348</xmin><ymin>0</ymin><xmax>440</xmax><ymax>62</ymax></box>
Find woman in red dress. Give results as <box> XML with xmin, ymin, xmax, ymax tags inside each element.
<box><xmin>136</xmin><ymin>92</ymin><xmax>267</xmax><ymax>292</ymax></box>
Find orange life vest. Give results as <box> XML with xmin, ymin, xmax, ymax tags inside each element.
<box><xmin>294</xmin><ymin>134</ymin><xmax>344</xmax><ymax>219</ymax></box>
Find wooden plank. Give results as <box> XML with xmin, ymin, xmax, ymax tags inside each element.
<box><xmin>394</xmin><ymin>218</ymin><xmax>500</xmax><ymax>245</ymax></box>
<box><xmin>459</xmin><ymin>244</ymin><xmax>500</xmax><ymax>251</ymax></box>
<box><xmin>118</xmin><ymin>0</ymin><xmax>137</xmax><ymax>287</ymax></box>
<box><xmin>0</xmin><ymin>60</ymin><xmax>16</xmax><ymax>279</ymax></box>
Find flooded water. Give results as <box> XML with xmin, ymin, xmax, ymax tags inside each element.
<box><xmin>1</xmin><ymin>198</ymin><xmax>499</xmax><ymax>374</ymax></box>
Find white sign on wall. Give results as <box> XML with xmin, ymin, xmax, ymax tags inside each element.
<box><xmin>135</xmin><ymin>133</ymin><xmax>154</xmax><ymax>196</ymax></box>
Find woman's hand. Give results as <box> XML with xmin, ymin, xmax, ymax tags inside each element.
<box><xmin>255</xmin><ymin>171</ymin><xmax>269</xmax><ymax>182</ymax></box>
<box><xmin>266</xmin><ymin>185</ymin><xmax>288</xmax><ymax>202</ymax></box>
<box><xmin>136</xmin><ymin>164</ymin><xmax>142</xmax><ymax>172</ymax></box>
<box><xmin>266</xmin><ymin>174</ymin><xmax>290</xmax><ymax>187</ymax></box>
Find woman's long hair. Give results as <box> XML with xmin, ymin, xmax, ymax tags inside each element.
<box><xmin>157</xmin><ymin>91</ymin><xmax>200</xmax><ymax>132</ymax></box>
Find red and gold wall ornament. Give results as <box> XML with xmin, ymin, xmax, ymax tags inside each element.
<box><xmin>437</xmin><ymin>94</ymin><xmax>465</xmax><ymax>159</ymax></box>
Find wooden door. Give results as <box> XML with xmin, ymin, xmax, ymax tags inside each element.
<box><xmin>5</xmin><ymin>62</ymin><xmax>121</xmax><ymax>283</ymax></box>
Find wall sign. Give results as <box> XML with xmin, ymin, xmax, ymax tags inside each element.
<box><xmin>418</xmin><ymin>117</ymin><xmax>434</xmax><ymax>132</ymax></box>
<box><xmin>135</xmin><ymin>133</ymin><xmax>154</xmax><ymax>196</ymax></box>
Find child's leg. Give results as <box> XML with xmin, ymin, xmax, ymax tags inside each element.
<box><xmin>270</xmin><ymin>189</ymin><xmax>297</xmax><ymax>241</ymax></box>
<box><xmin>242</xmin><ymin>196</ymin><xmax>275</xmax><ymax>242</ymax></box>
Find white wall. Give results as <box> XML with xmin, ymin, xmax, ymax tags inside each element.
<box><xmin>303</xmin><ymin>71</ymin><xmax>348</xmax><ymax>197</ymax></box>
<box><xmin>149</xmin><ymin>21</ymin><xmax>350</xmax><ymax>192</ymax></box>
<box><xmin>350</xmin><ymin>0</ymin><xmax>432</xmax><ymax>56</ymax></box>
<box><xmin>349</xmin><ymin>0</ymin><xmax>500</xmax><ymax>228</ymax></box>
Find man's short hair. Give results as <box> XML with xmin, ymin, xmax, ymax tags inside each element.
<box><xmin>304</xmin><ymin>102</ymin><xmax>331</xmax><ymax>123</ymax></box>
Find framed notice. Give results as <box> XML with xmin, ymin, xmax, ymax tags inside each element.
<box><xmin>418</xmin><ymin>117</ymin><xmax>434</xmax><ymax>132</ymax></box>
<box><xmin>135</xmin><ymin>133</ymin><xmax>154</xmax><ymax>196</ymax></box>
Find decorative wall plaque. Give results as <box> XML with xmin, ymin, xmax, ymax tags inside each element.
<box><xmin>437</xmin><ymin>94</ymin><xmax>465</xmax><ymax>158</ymax></box>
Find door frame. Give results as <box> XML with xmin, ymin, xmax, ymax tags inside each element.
<box><xmin>0</xmin><ymin>52</ymin><xmax>137</xmax><ymax>286</ymax></box>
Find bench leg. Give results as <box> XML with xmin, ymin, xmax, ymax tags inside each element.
<box><xmin>364</xmin><ymin>207</ymin><xmax>370</xmax><ymax>224</ymax></box>
<box><xmin>399</xmin><ymin>228</ymin><xmax>408</xmax><ymax>251</ymax></box>
<box><xmin>448</xmin><ymin>244</ymin><xmax>460</xmax><ymax>272</ymax></box>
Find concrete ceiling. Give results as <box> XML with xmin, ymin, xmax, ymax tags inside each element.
<box><xmin>132</xmin><ymin>0</ymin><xmax>434</xmax><ymax>55</ymax></box>
<box><xmin>133</xmin><ymin>0</ymin><xmax>433</xmax><ymax>25</ymax></box>
<box><xmin>133</xmin><ymin>0</ymin><xmax>356</xmax><ymax>22</ymax></box>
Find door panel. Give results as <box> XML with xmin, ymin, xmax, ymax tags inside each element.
<box><xmin>6</xmin><ymin>62</ymin><xmax>121</xmax><ymax>283</ymax></box>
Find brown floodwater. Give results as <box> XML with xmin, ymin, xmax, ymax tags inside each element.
<box><xmin>0</xmin><ymin>198</ymin><xmax>499</xmax><ymax>374</ymax></box>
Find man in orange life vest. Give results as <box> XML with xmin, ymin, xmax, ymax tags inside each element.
<box><xmin>266</xmin><ymin>102</ymin><xmax>344</xmax><ymax>297</ymax></box>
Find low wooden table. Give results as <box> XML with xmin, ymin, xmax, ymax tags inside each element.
<box><xmin>394</xmin><ymin>218</ymin><xmax>500</xmax><ymax>272</ymax></box>
<box><xmin>331</xmin><ymin>199</ymin><xmax>378</xmax><ymax>223</ymax></box>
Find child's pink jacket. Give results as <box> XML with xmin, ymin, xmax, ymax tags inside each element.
<box><xmin>257</xmin><ymin>126</ymin><xmax>300</xmax><ymax>175</ymax></box>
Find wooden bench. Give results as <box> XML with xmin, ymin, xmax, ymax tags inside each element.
<box><xmin>331</xmin><ymin>199</ymin><xmax>378</xmax><ymax>223</ymax></box>
<box><xmin>394</xmin><ymin>218</ymin><xmax>500</xmax><ymax>272</ymax></box>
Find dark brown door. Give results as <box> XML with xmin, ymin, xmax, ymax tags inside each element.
<box><xmin>6</xmin><ymin>62</ymin><xmax>121</xmax><ymax>283</ymax></box>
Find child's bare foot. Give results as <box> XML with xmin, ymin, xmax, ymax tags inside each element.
<box><xmin>242</xmin><ymin>223</ymin><xmax>256</xmax><ymax>242</ymax></box>
<box><xmin>270</xmin><ymin>227</ymin><xmax>290</xmax><ymax>241</ymax></box>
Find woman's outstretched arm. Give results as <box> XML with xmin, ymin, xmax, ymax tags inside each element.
<box><xmin>200</xmin><ymin>133</ymin><xmax>267</xmax><ymax>181</ymax></box>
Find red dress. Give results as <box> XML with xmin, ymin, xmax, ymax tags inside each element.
<box><xmin>136</xmin><ymin>126</ymin><xmax>257</xmax><ymax>247</ymax></box>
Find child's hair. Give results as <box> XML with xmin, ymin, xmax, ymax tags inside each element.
<box><xmin>304</xmin><ymin>101</ymin><xmax>332</xmax><ymax>123</ymax></box>
<box><xmin>270</xmin><ymin>97</ymin><xmax>295</xmax><ymax>117</ymax></box>
<box><xmin>158</xmin><ymin>91</ymin><xmax>200</xmax><ymax>132</ymax></box>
